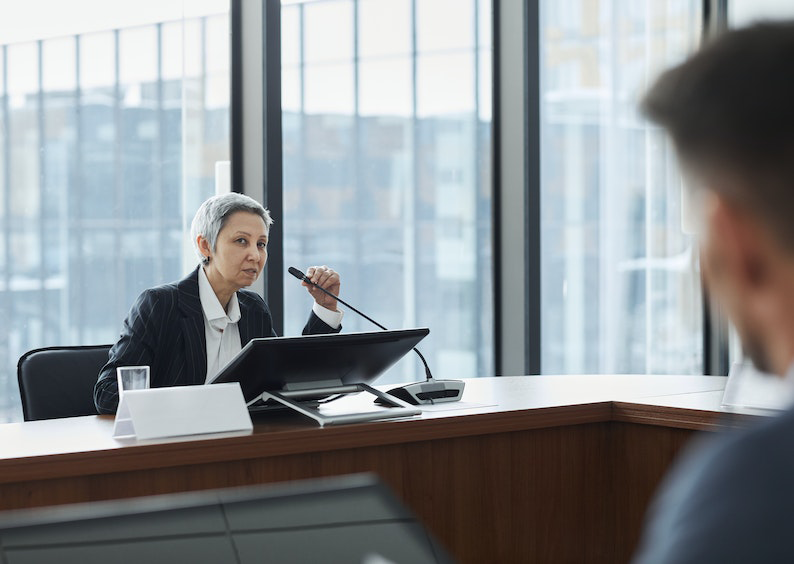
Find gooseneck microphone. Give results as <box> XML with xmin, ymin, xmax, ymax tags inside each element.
<box><xmin>288</xmin><ymin>266</ymin><xmax>464</xmax><ymax>404</ymax></box>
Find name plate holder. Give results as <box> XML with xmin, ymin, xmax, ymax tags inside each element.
<box><xmin>113</xmin><ymin>383</ymin><xmax>253</xmax><ymax>440</ymax></box>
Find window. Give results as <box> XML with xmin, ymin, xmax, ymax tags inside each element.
<box><xmin>0</xmin><ymin>1</ymin><xmax>230</xmax><ymax>422</ymax></box>
<box><xmin>539</xmin><ymin>0</ymin><xmax>703</xmax><ymax>374</ymax></box>
<box><xmin>281</xmin><ymin>0</ymin><xmax>494</xmax><ymax>385</ymax></box>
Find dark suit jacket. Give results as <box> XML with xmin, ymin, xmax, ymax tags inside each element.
<box><xmin>633</xmin><ymin>406</ymin><xmax>794</xmax><ymax>563</ymax></box>
<box><xmin>94</xmin><ymin>267</ymin><xmax>340</xmax><ymax>414</ymax></box>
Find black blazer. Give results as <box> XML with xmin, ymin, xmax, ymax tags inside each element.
<box><xmin>94</xmin><ymin>267</ymin><xmax>340</xmax><ymax>414</ymax></box>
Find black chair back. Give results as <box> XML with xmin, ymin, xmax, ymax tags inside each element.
<box><xmin>17</xmin><ymin>345</ymin><xmax>111</xmax><ymax>421</ymax></box>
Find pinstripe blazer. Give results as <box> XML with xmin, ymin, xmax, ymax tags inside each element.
<box><xmin>94</xmin><ymin>266</ymin><xmax>340</xmax><ymax>414</ymax></box>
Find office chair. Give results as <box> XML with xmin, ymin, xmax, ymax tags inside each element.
<box><xmin>17</xmin><ymin>345</ymin><xmax>111</xmax><ymax>421</ymax></box>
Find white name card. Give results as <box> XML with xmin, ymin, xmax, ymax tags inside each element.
<box><xmin>113</xmin><ymin>383</ymin><xmax>253</xmax><ymax>440</ymax></box>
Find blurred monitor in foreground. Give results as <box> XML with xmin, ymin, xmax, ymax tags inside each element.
<box><xmin>0</xmin><ymin>474</ymin><xmax>452</xmax><ymax>564</ymax></box>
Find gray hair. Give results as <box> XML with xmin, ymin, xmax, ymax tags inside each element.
<box><xmin>190</xmin><ymin>193</ymin><xmax>274</xmax><ymax>264</ymax></box>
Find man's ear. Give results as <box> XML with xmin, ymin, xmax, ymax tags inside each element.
<box><xmin>705</xmin><ymin>193</ymin><xmax>769</xmax><ymax>291</ymax></box>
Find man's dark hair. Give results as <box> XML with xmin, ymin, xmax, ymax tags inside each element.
<box><xmin>642</xmin><ymin>20</ymin><xmax>794</xmax><ymax>249</ymax></box>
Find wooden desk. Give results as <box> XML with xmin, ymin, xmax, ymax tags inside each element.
<box><xmin>0</xmin><ymin>375</ymin><xmax>752</xmax><ymax>563</ymax></box>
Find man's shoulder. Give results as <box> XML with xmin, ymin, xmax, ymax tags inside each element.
<box><xmin>676</xmin><ymin>408</ymin><xmax>794</xmax><ymax>500</ymax></box>
<box><xmin>634</xmin><ymin>408</ymin><xmax>794</xmax><ymax>563</ymax></box>
<box><xmin>712</xmin><ymin>407</ymin><xmax>794</xmax><ymax>465</ymax></box>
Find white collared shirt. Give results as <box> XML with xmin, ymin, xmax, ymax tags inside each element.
<box><xmin>311</xmin><ymin>302</ymin><xmax>344</xmax><ymax>329</ymax></box>
<box><xmin>198</xmin><ymin>266</ymin><xmax>243</xmax><ymax>383</ymax></box>
<box><xmin>198</xmin><ymin>267</ymin><xmax>344</xmax><ymax>383</ymax></box>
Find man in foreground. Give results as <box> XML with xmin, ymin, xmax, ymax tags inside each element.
<box><xmin>633</xmin><ymin>21</ymin><xmax>794</xmax><ymax>563</ymax></box>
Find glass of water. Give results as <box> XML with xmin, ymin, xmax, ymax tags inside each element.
<box><xmin>116</xmin><ymin>366</ymin><xmax>150</xmax><ymax>396</ymax></box>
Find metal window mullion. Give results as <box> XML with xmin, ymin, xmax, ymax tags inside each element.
<box><xmin>155</xmin><ymin>23</ymin><xmax>164</xmax><ymax>283</ymax></box>
<box><xmin>298</xmin><ymin>3</ymin><xmax>306</xmax><ymax>268</ymax></box>
<box><xmin>492</xmin><ymin>0</ymin><xmax>503</xmax><ymax>374</ymax></box>
<box><xmin>37</xmin><ymin>40</ymin><xmax>47</xmax><ymax>341</ymax></box>
<box><xmin>263</xmin><ymin>0</ymin><xmax>284</xmax><ymax>334</ymax></box>
<box><xmin>524</xmin><ymin>0</ymin><xmax>541</xmax><ymax>374</ymax></box>
<box><xmin>701</xmin><ymin>0</ymin><xmax>730</xmax><ymax>375</ymax></box>
<box><xmin>113</xmin><ymin>29</ymin><xmax>125</xmax><ymax>321</ymax></box>
<box><xmin>407</xmin><ymin>0</ymin><xmax>420</xmax><ymax>380</ymax></box>
<box><xmin>231</xmin><ymin>0</ymin><xmax>283</xmax><ymax>331</ymax></box>
<box><xmin>473</xmin><ymin>0</ymin><xmax>486</xmax><ymax>376</ymax></box>
<box><xmin>73</xmin><ymin>35</ymin><xmax>84</xmax><ymax>344</ymax></box>
<box><xmin>352</xmin><ymin>0</ymin><xmax>364</xmax><ymax>328</ymax></box>
<box><xmin>1</xmin><ymin>45</ymin><xmax>13</xmax><ymax>412</ymax></box>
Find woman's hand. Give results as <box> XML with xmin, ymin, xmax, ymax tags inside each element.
<box><xmin>302</xmin><ymin>265</ymin><xmax>341</xmax><ymax>311</ymax></box>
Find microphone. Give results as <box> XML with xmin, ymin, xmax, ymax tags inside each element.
<box><xmin>288</xmin><ymin>267</ymin><xmax>464</xmax><ymax>405</ymax></box>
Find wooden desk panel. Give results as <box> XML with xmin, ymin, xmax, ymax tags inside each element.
<box><xmin>609</xmin><ymin>422</ymin><xmax>700</xmax><ymax>562</ymax></box>
<box><xmin>0</xmin><ymin>375</ymin><xmax>745</xmax><ymax>563</ymax></box>
<box><xmin>0</xmin><ymin>421</ymin><xmax>617</xmax><ymax>563</ymax></box>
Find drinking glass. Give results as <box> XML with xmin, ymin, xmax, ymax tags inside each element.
<box><xmin>116</xmin><ymin>366</ymin><xmax>150</xmax><ymax>396</ymax></box>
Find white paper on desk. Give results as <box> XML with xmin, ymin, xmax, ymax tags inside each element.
<box><xmin>112</xmin><ymin>383</ymin><xmax>252</xmax><ymax>440</ymax></box>
<box><xmin>419</xmin><ymin>401</ymin><xmax>495</xmax><ymax>412</ymax></box>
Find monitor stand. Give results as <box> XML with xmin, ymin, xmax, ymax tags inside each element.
<box><xmin>248</xmin><ymin>383</ymin><xmax>421</xmax><ymax>427</ymax></box>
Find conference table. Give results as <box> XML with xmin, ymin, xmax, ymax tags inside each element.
<box><xmin>0</xmin><ymin>375</ymin><xmax>761</xmax><ymax>563</ymax></box>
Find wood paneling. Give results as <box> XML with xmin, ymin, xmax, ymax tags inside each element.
<box><xmin>609</xmin><ymin>422</ymin><xmax>700</xmax><ymax>563</ymax></box>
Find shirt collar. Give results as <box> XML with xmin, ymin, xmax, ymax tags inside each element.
<box><xmin>197</xmin><ymin>266</ymin><xmax>241</xmax><ymax>328</ymax></box>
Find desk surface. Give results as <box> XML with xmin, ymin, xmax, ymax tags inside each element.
<box><xmin>0</xmin><ymin>374</ymin><xmax>762</xmax><ymax>564</ymax></box>
<box><xmin>0</xmin><ymin>374</ymin><xmax>737</xmax><ymax>482</ymax></box>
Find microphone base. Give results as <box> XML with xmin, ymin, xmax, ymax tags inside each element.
<box><xmin>379</xmin><ymin>379</ymin><xmax>465</xmax><ymax>406</ymax></box>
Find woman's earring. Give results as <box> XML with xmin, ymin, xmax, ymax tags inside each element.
<box><xmin>202</xmin><ymin>255</ymin><xmax>211</xmax><ymax>265</ymax></box>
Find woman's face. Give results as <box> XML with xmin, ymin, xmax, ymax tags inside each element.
<box><xmin>201</xmin><ymin>211</ymin><xmax>268</xmax><ymax>292</ymax></box>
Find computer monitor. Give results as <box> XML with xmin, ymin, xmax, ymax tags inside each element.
<box><xmin>209</xmin><ymin>328</ymin><xmax>429</xmax><ymax>404</ymax></box>
<box><xmin>0</xmin><ymin>473</ymin><xmax>453</xmax><ymax>563</ymax></box>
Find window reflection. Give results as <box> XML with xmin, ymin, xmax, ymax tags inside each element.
<box><xmin>0</xmin><ymin>3</ymin><xmax>230</xmax><ymax>422</ymax></box>
<box><xmin>282</xmin><ymin>0</ymin><xmax>493</xmax><ymax>384</ymax></box>
<box><xmin>540</xmin><ymin>0</ymin><xmax>703</xmax><ymax>374</ymax></box>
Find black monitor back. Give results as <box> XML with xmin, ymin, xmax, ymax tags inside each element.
<box><xmin>210</xmin><ymin>328</ymin><xmax>429</xmax><ymax>403</ymax></box>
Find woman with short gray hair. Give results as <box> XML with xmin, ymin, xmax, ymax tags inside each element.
<box><xmin>94</xmin><ymin>192</ymin><xmax>343</xmax><ymax>414</ymax></box>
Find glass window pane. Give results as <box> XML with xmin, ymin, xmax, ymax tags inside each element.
<box><xmin>304</xmin><ymin>63</ymin><xmax>354</xmax><ymax>115</ymax></box>
<box><xmin>303</xmin><ymin>0</ymin><xmax>354</xmax><ymax>64</ymax></box>
<box><xmin>478</xmin><ymin>0</ymin><xmax>492</xmax><ymax>48</ymax></box>
<box><xmin>540</xmin><ymin>0</ymin><xmax>703</xmax><ymax>374</ymax></box>
<box><xmin>417</xmin><ymin>0</ymin><xmax>474</xmax><ymax>53</ymax></box>
<box><xmin>206</xmin><ymin>13</ymin><xmax>230</xmax><ymax>74</ymax></box>
<box><xmin>119</xmin><ymin>27</ymin><xmax>158</xmax><ymax>85</ymax></box>
<box><xmin>282</xmin><ymin>66</ymin><xmax>302</xmax><ymax>114</ymax></box>
<box><xmin>417</xmin><ymin>52</ymin><xmax>475</xmax><ymax>117</ymax></box>
<box><xmin>42</xmin><ymin>38</ymin><xmax>76</xmax><ymax>92</ymax></box>
<box><xmin>282</xmin><ymin>4</ymin><xmax>301</xmax><ymax>66</ymax></box>
<box><xmin>359</xmin><ymin>59</ymin><xmax>412</xmax><ymax>117</ymax></box>
<box><xmin>478</xmin><ymin>49</ymin><xmax>492</xmax><ymax>121</ymax></box>
<box><xmin>6</xmin><ymin>43</ymin><xmax>38</xmax><ymax>98</ymax></box>
<box><xmin>731</xmin><ymin>0</ymin><xmax>794</xmax><ymax>25</ymax></box>
<box><xmin>161</xmin><ymin>21</ymin><xmax>184</xmax><ymax>81</ymax></box>
<box><xmin>0</xmin><ymin>1</ymin><xmax>231</xmax><ymax>422</ymax></box>
<box><xmin>181</xmin><ymin>19</ymin><xmax>204</xmax><ymax>79</ymax></box>
<box><xmin>206</xmin><ymin>14</ymin><xmax>231</xmax><ymax>109</ymax></box>
<box><xmin>359</xmin><ymin>0</ymin><xmax>411</xmax><ymax>58</ymax></box>
<box><xmin>282</xmin><ymin>0</ymin><xmax>493</xmax><ymax>384</ymax></box>
<box><xmin>79</xmin><ymin>32</ymin><xmax>115</xmax><ymax>89</ymax></box>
